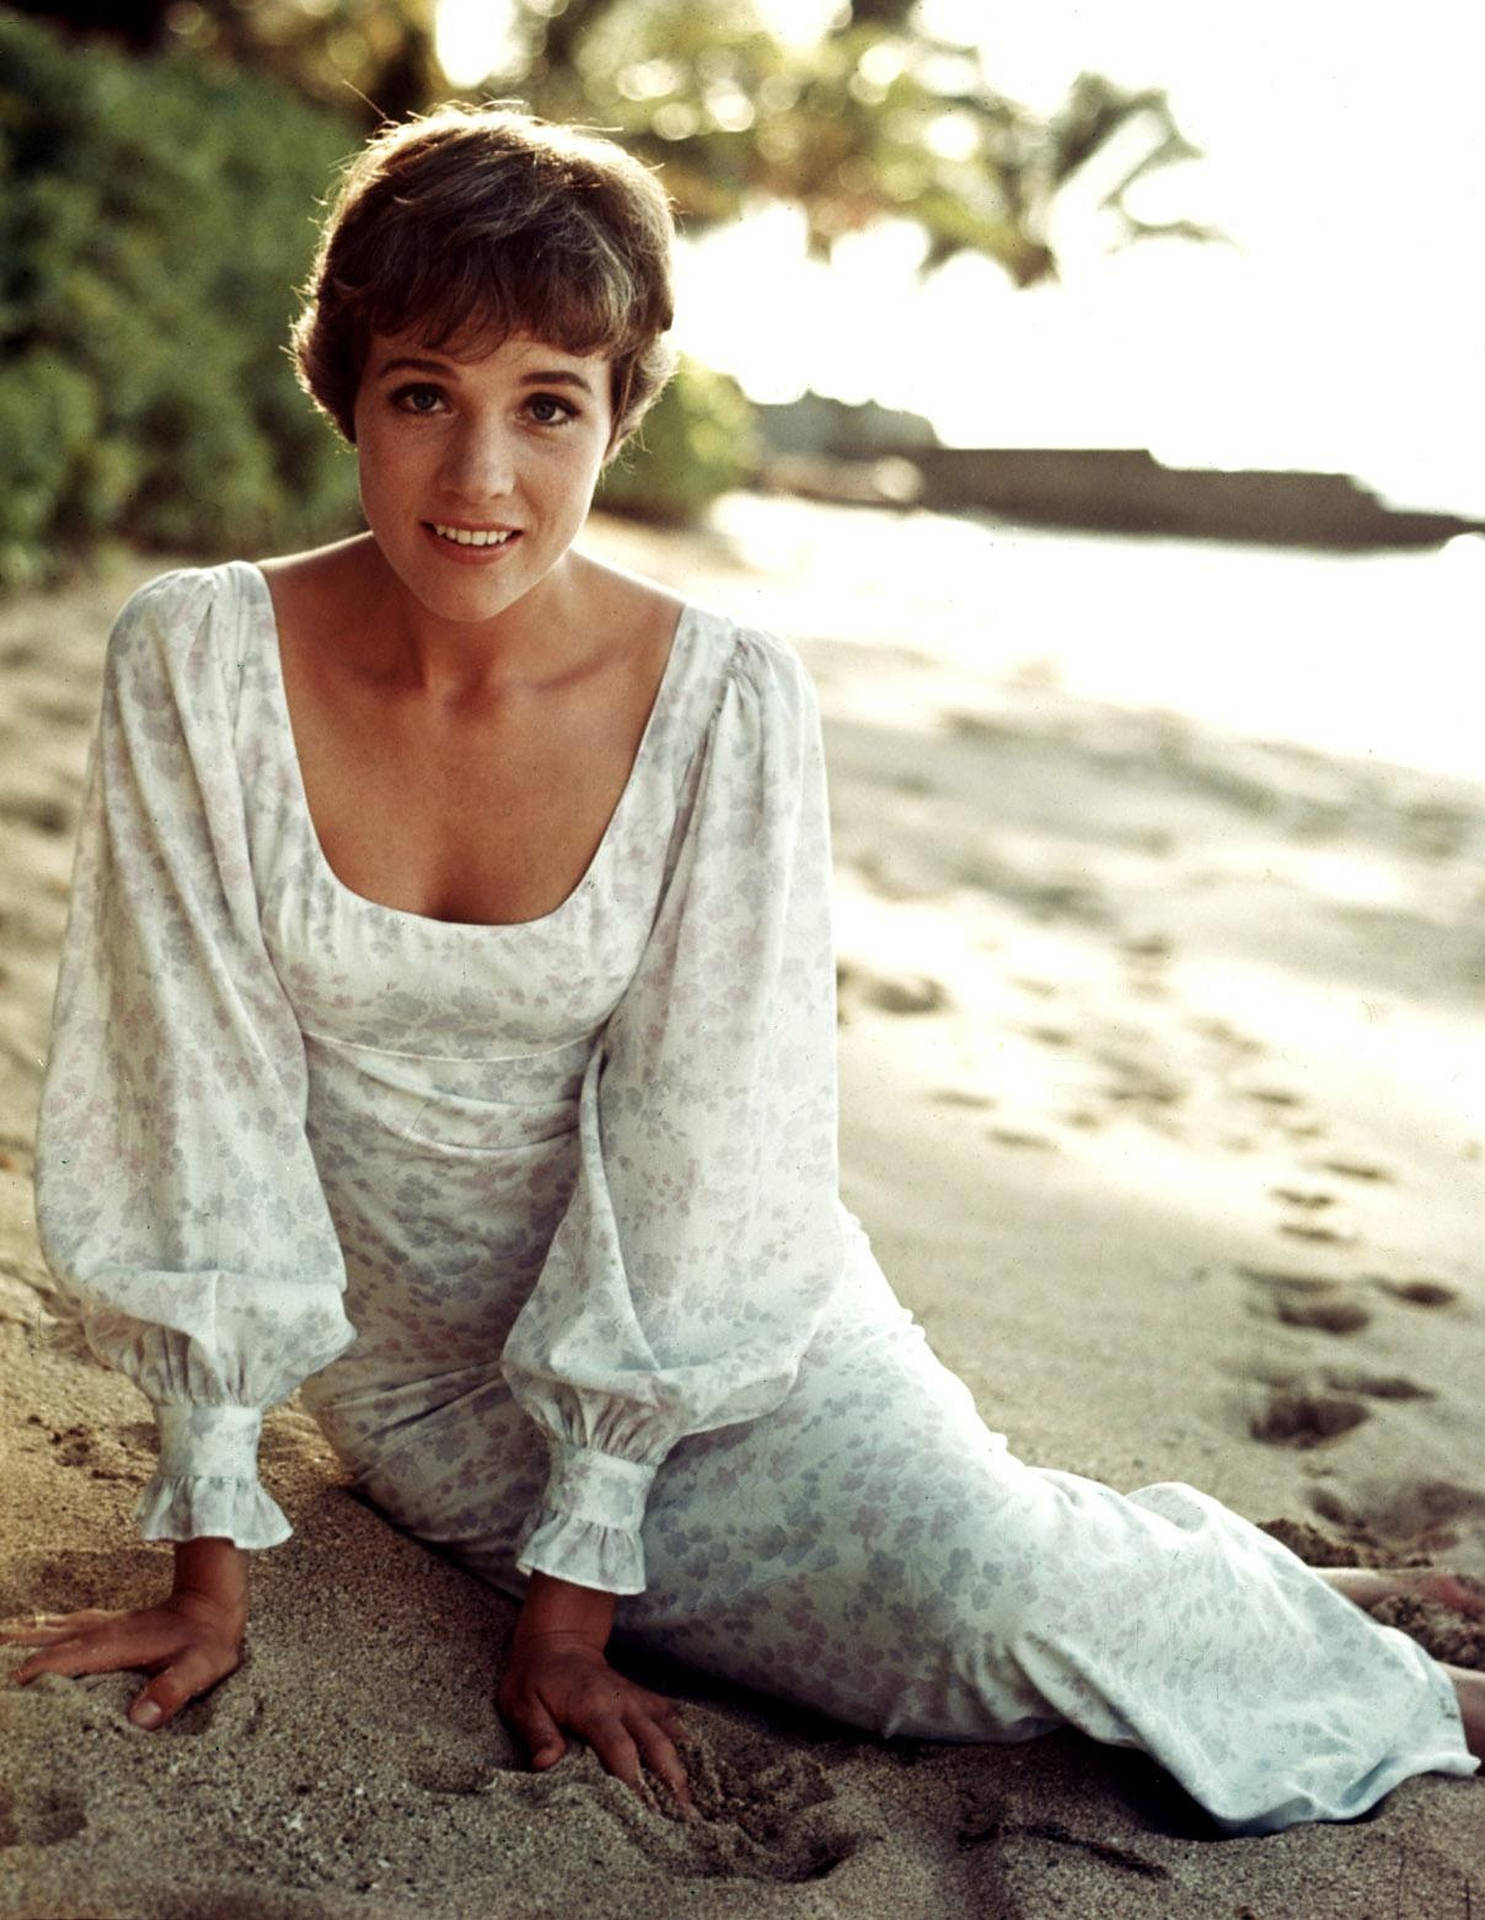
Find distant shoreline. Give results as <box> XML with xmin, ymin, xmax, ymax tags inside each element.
<box><xmin>757</xmin><ymin>445</ymin><xmax>1485</xmax><ymax>550</ymax></box>
<box><xmin>750</xmin><ymin>397</ymin><xmax>1483</xmax><ymax>549</ymax></box>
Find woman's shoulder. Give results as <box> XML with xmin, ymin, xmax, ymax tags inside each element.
<box><xmin>110</xmin><ymin>558</ymin><xmax>264</xmax><ymax>658</ymax></box>
<box><xmin>681</xmin><ymin>601</ymin><xmax>818</xmax><ymax>731</ymax></box>
<box><xmin>101</xmin><ymin>561</ymin><xmax>274</xmax><ymax>735</ymax></box>
<box><xmin>113</xmin><ymin>557</ymin><xmax>241</xmax><ymax>624</ymax></box>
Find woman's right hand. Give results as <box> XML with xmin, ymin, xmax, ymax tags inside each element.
<box><xmin>1</xmin><ymin>1538</ymin><xmax>248</xmax><ymax>1729</ymax></box>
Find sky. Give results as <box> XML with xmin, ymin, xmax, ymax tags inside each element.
<box><xmin>436</xmin><ymin>1</ymin><xmax>1485</xmax><ymax>511</ymax></box>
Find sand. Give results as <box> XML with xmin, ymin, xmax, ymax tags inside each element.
<box><xmin>2</xmin><ymin>511</ymin><xmax>1482</xmax><ymax>1917</ymax></box>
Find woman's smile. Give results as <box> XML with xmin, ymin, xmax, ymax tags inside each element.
<box><xmin>422</xmin><ymin>520</ymin><xmax>523</xmax><ymax>562</ymax></box>
<box><xmin>427</xmin><ymin>522</ymin><xmax>518</xmax><ymax>548</ymax></box>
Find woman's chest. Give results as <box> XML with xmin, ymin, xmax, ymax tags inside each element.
<box><xmin>285</xmin><ymin>663</ymin><xmax>657</xmax><ymax>929</ymax></box>
<box><xmin>234</xmin><ymin>681</ymin><xmax>679</xmax><ymax>1064</ymax></box>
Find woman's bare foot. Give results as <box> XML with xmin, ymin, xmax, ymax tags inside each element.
<box><xmin>1443</xmin><ymin>1665</ymin><xmax>1485</xmax><ymax>1759</ymax></box>
<box><xmin>1313</xmin><ymin>1566</ymin><xmax>1485</xmax><ymax>1617</ymax></box>
<box><xmin>1310</xmin><ymin>1566</ymin><xmax>1485</xmax><ymax>1760</ymax></box>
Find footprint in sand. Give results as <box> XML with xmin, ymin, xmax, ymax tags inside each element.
<box><xmin>1372</xmin><ymin>1277</ymin><xmax>1459</xmax><ymax>1310</ymax></box>
<box><xmin>1274</xmin><ymin>1296</ymin><xmax>1371</xmax><ymax>1333</ymax></box>
<box><xmin>1242</xmin><ymin>1085</ymin><xmax>1305</xmax><ymax>1110</ymax></box>
<box><xmin>1314</xmin><ymin>1156</ymin><xmax>1395</xmax><ymax>1185</ymax></box>
<box><xmin>1119</xmin><ymin>932</ymin><xmax>1173</xmax><ymax>964</ymax></box>
<box><xmin>0</xmin><ymin>792</ymin><xmax>72</xmax><ymax>837</ymax></box>
<box><xmin>986</xmin><ymin>1126</ymin><xmax>1059</xmax><ymax>1153</ymax></box>
<box><xmin>1249</xmin><ymin>1365</ymin><xmax>1435</xmax><ymax>1446</ymax></box>
<box><xmin>837</xmin><ymin>961</ymin><xmax>951</xmax><ymax>1017</ymax></box>
<box><xmin>1189</xmin><ymin>1015</ymin><xmax>1265</xmax><ymax>1060</ymax></box>
<box><xmin>1278</xmin><ymin>1221</ymin><xmax>1358</xmax><ymax>1248</ymax></box>
<box><xmin>1270</xmin><ymin>1187</ymin><xmax>1336</xmax><ymax>1212</ymax></box>
<box><xmin>1310</xmin><ymin>1478</ymin><xmax>1485</xmax><ymax>1558</ymax></box>
<box><xmin>1321</xmin><ymin>1368</ymin><xmax>1433</xmax><ymax>1402</ymax></box>
<box><xmin>0</xmin><ymin>1781</ymin><xmax>87</xmax><ymax>1848</ymax></box>
<box><xmin>1269</xmin><ymin>1182</ymin><xmax>1358</xmax><ymax>1247</ymax></box>
<box><xmin>1251</xmin><ymin>1389</ymin><xmax>1370</xmax><ymax>1447</ymax></box>
<box><xmin>1241</xmin><ymin>1268</ymin><xmax>1372</xmax><ymax>1335</ymax></box>
<box><xmin>1095</xmin><ymin>1049</ymin><xmax>1188</xmax><ymax>1109</ymax></box>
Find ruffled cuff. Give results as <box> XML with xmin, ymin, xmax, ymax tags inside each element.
<box><xmin>515</xmin><ymin>1443</ymin><xmax>657</xmax><ymax>1596</ymax></box>
<box><xmin>135</xmin><ymin>1404</ymin><xmax>290</xmax><ymax>1549</ymax></box>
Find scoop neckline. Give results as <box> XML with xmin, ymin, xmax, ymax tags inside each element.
<box><xmin>238</xmin><ymin>558</ymin><xmax>693</xmax><ymax>935</ymax></box>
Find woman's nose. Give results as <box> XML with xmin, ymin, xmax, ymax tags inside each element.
<box><xmin>442</xmin><ymin>417</ymin><xmax>516</xmax><ymax>503</ymax></box>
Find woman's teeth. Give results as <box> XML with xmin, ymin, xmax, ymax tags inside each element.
<box><xmin>430</xmin><ymin>524</ymin><xmax>514</xmax><ymax>547</ymax></box>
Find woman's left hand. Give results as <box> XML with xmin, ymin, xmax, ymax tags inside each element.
<box><xmin>499</xmin><ymin>1628</ymin><xmax>691</xmax><ymax>1809</ymax></box>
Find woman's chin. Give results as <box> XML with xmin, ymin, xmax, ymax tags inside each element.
<box><xmin>378</xmin><ymin>537</ymin><xmax>546</xmax><ymax>627</ymax></box>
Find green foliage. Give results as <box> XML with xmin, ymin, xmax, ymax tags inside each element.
<box><xmin>473</xmin><ymin>0</ymin><xmax>1212</xmax><ymax>285</ymax></box>
<box><xmin>597</xmin><ymin>356</ymin><xmax>755</xmax><ymax>526</ymax></box>
<box><xmin>0</xmin><ymin>8</ymin><xmax>362</xmax><ymax>588</ymax></box>
<box><xmin>38</xmin><ymin>2</ymin><xmax>1208</xmax><ymax>289</ymax></box>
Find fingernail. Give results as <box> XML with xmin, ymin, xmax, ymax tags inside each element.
<box><xmin>130</xmin><ymin>1700</ymin><xmax>163</xmax><ymax>1729</ymax></box>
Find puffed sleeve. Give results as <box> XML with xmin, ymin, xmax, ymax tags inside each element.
<box><xmin>501</xmin><ymin>634</ymin><xmax>846</xmax><ymax>1593</ymax></box>
<box><xmin>34</xmin><ymin>569</ymin><xmax>354</xmax><ymax>1548</ymax></box>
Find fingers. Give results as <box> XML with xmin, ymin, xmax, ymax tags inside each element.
<box><xmin>579</xmin><ymin>1692</ymin><xmax>690</xmax><ymax>1806</ymax></box>
<box><xmin>2</xmin><ymin>1623</ymin><xmax>81</xmax><ymax>1649</ymax></box>
<box><xmin>11</xmin><ymin>1620</ymin><xmax>170</xmax><ymax>1684</ymax></box>
<box><xmin>507</xmin><ymin>1688</ymin><xmax>690</xmax><ymax>1805</ymax></box>
<box><xmin>582</xmin><ymin>1712</ymin><xmax>645</xmax><ymax>1792</ymax></box>
<box><xmin>0</xmin><ymin>1609</ymin><xmax>118</xmax><ymax>1645</ymax></box>
<box><xmin>6</xmin><ymin>1608</ymin><xmax>239</xmax><ymax>1724</ymax></box>
<box><xmin>129</xmin><ymin>1644</ymin><xmax>233</xmax><ymax>1730</ymax></box>
<box><xmin>636</xmin><ymin>1685</ymin><xmax>684</xmax><ymax>1729</ymax></box>
<box><xmin>506</xmin><ymin>1692</ymin><xmax>568</xmax><ymax>1772</ymax></box>
<box><xmin>628</xmin><ymin>1706</ymin><xmax>691</xmax><ymax>1809</ymax></box>
<box><xmin>498</xmin><ymin>1646</ymin><xmax>690</xmax><ymax>1806</ymax></box>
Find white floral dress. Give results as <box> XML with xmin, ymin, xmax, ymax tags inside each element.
<box><xmin>35</xmin><ymin>562</ymin><xmax>1476</xmax><ymax>1833</ymax></box>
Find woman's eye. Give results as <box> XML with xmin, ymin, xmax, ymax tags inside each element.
<box><xmin>526</xmin><ymin>394</ymin><xmax>577</xmax><ymax>426</ymax></box>
<box><xmin>391</xmin><ymin>384</ymin><xmax>445</xmax><ymax>415</ymax></box>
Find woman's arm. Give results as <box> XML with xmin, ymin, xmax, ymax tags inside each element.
<box><xmin>36</xmin><ymin>568</ymin><xmax>352</xmax><ymax>1543</ymax></box>
<box><xmin>494</xmin><ymin>631</ymin><xmax>838</xmax><ymax>1796</ymax></box>
<box><xmin>3</xmin><ymin>1537</ymin><xmax>248</xmax><ymax>1728</ymax></box>
<box><xmin>501</xmin><ymin>632</ymin><xmax>844</xmax><ymax>1599</ymax></box>
<box><xmin>13</xmin><ymin>569</ymin><xmax>351</xmax><ymax>1725</ymax></box>
<box><xmin>498</xmin><ymin>1574</ymin><xmax>689</xmax><ymax>1805</ymax></box>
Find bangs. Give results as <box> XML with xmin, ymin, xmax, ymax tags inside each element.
<box><xmin>351</xmin><ymin>228</ymin><xmax>641</xmax><ymax>368</ymax></box>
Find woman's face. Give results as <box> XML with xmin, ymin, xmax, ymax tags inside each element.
<box><xmin>353</xmin><ymin>328</ymin><xmax>614</xmax><ymax>626</ymax></box>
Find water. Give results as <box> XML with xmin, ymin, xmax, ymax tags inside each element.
<box><xmin>705</xmin><ymin>495</ymin><xmax>1485</xmax><ymax>788</ymax></box>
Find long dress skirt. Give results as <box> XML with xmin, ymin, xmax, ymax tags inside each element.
<box><xmin>327</xmin><ymin>1253</ymin><xmax>1474</xmax><ymax>1837</ymax></box>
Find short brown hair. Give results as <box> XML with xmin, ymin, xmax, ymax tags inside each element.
<box><xmin>290</xmin><ymin>103</ymin><xmax>676</xmax><ymax>451</ymax></box>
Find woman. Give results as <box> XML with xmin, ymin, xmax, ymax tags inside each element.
<box><xmin>5</xmin><ymin>104</ymin><xmax>1482</xmax><ymax>1833</ymax></box>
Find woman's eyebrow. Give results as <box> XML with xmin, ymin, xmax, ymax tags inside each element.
<box><xmin>371</xmin><ymin>356</ymin><xmax>596</xmax><ymax>398</ymax></box>
<box><xmin>518</xmin><ymin>369</ymin><xmax>597</xmax><ymax>396</ymax></box>
<box><xmin>374</xmin><ymin>355</ymin><xmax>454</xmax><ymax>379</ymax></box>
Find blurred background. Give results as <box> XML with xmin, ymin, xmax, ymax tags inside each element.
<box><xmin>0</xmin><ymin>0</ymin><xmax>1480</xmax><ymax>772</ymax></box>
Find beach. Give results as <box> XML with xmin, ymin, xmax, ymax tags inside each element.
<box><xmin>2</xmin><ymin>503</ymin><xmax>1482</xmax><ymax>1918</ymax></box>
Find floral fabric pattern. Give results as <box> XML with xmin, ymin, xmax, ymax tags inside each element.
<box><xmin>34</xmin><ymin>561</ymin><xmax>1477</xmax><ymax>1833</ymax></box>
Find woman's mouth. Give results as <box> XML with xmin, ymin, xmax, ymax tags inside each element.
<box><xmin>427</xmin><ymin>522</ymin><xmax>517</xmax><ymax>548</ymax></box>
<box><xmin>421</xmin><ymin>522</ymin><xmax>522</xmax><ymax>564</ymax></box>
